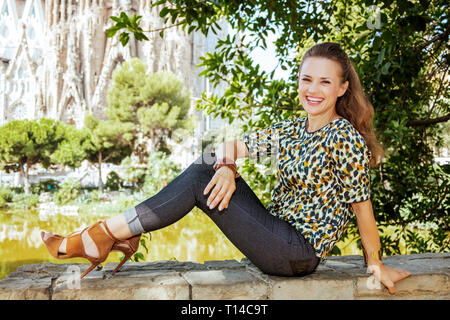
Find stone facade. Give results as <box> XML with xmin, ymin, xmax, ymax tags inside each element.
<box><xmin>0</xmin><ymin>253</ymin><xmax>448</xmax><ymax>300</ymax></box>
<box><xmin>0</xmin><ymin>0</ymin><xmax>228</xmax><ymax>128</ymax></box>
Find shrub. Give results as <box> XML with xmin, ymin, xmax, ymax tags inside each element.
<box><xmin>105</xmin><ymin>171</ymin><xmax>122</xmax><ymax>191</ymax></box>
<box><xmin>0</xmin><ymin>186</ymin><xmax>14</xmax><ymax>203</ymax></box>
<box><xmin>77</xmin><ymin>189</ymin><xmax>99</xmax><ymax>204</ymax></box>
<box><xmin>118</xmin><ymin>153</ymin><xmax>181</xmax><ymax>194</ymax></box>
<box><xmin>9</xmin><ymin>186</ymin><xmax>24</xmax><ymax>194</ymax></box>
<box><xmin>142</xmin><ymin>152</ymin><xmax>181</xmax><ymax>196</ymax></box>
<box><xmin>11</xmin><ymin>193</ymin><xmax>39</xmax><ymax>208</ymax></box>
<box><xmin>118</xmin><ymin>155</ymin><xmax>147</xmax><ymax>189</ymax></box>
<box><xmin>30</xmin><ymin>179</ymin><xmax>59</xmax><ymax>194</ymax></box>
<box><xmin>0</xmin><ymin>196</ymin><xmax>6</xmax><ymax>208</ymax></box>
<box><xmin>54</xmin><ymin>178</ymin><xmax>81</xmax><ymax>205</ymax></box>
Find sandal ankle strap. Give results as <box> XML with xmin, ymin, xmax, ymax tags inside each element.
<box><xmin>100</xmin><ymin>221</ymin><xmax>120</xmax><ymax>242</ymax></box>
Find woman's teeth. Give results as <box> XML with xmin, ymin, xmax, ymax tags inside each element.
<box><xmin>307</xmin><ymin>96</ymin><xmax>324</xmax><ymax>102</ymax></box>
<box><xmin>306</xmin><ymin>96</ymin><xmax>324</xmax><ymax>105</ymax></box>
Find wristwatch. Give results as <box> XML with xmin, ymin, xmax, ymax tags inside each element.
<box><xmin>213</xmin><ymin>157</ymin><xmax>240</xmax><ymax>178</ymax></box>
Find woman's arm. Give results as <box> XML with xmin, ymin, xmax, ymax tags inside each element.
<box><xmin>203</xmin><ymin>140</ymin><xmax>249</xmax><ymax>212</ymax></box>
<box><xmin>215</xmin><ymin>140</ymin><xmax>249</xmax><ymax>161</ymax></box>
<box><xmin>352</xmin><ymin>199</ymin><xmax>382</xmax><ymax>266</ymax></box>
<box><xmin>352</xmin><ymin>199</ymin><xmax>411</xmax><ymax>294</ymax></box>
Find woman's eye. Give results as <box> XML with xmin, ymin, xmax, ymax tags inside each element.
<box><xmin>322</xmin><ymin>81</ymin><xmax>331</xmax><ymax>84</ymax></box>
<box><xmin>301</xmin><ymin>78</ymin><xmax>310</xmax><ymax>82</ymax></box>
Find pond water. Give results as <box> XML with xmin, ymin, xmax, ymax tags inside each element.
<box><xmin>0</xmin><ymin>206</ymin><xmax>246</xmax><ymax>280</ymax></box>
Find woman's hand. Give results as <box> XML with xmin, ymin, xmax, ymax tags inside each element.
<box><xmin>368</xmin><ymin>263</ymin><xmax>411</xmax><ymax>294</ymax></box>
<box><xmin>203</xmin><ymin>167</ymin><xmax>236</xmax><ymax>211</ymax></box>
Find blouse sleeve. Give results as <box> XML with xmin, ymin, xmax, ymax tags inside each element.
<box><xmin>330</xmin><ymin>127</ymin><xmax>371</xmax><ymax>203</ymax></box>
<box><xmin>241</xmin><ymin>121</ymin><xmax>284</xmax><ymax>162</ymax></box>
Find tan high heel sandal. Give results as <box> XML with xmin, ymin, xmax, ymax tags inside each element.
<box><xmin>41</xmin><ymin>220</ymin><xmax>141</xmax><ymax>279</ymax></box>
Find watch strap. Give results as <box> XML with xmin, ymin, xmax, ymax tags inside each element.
<box><xmin>213</xmin><ymin>157</ymin><xmax>240</xmax><ymax>178</ymax></box>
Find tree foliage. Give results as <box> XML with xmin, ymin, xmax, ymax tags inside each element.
<box><xmin>0</xmin><ymin>119</ymin><xmax>67</xmax><ymax>194</ymax></box>
<box><xmin>142</xmin><ymin>151</ymin><xmax>182</xmax><ymax>196</ymax></box>
<box><xmin>83</xmin><ymin>114</ymin><xmax>135</xmax><ymax>193</ymax></box>
<box><xmin>51</xmin><ymin>124</ymin><xmax>92</xmax><ymax>169</ymax></box>
<box><xmin>106</xmin><ymin>58</ymin><xmax>196</xmax><ymax>161</ymax></box>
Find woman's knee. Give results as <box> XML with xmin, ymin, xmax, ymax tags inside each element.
<box><xmin>193</xmin><ymin>152</ymin><xmax>216</xmax><ymax>167</ymax></box>
<box><xmin>189</xmin><ymin>152</ymin><xmax>216</xmax><ymax>175</ymax></box>
<box><xmin>258</xmin><ymin>256</ymin><xmax>319</xmax><ymax>277</ymax></box>
<box><xmin>288</xmin><ymin>257</ymin><xmax>320</xmax><ymax>276</ymax></box>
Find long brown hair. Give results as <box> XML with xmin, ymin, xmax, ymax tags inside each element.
<box><xmin>299</xmin><ymin>42</ymin><xmax>384</xmax><ymax>167</ymax></box>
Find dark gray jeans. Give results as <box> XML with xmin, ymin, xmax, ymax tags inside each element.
<box><xmin>125</xmin><ymin>152</ymin><xmax>320</xmax><ymax>277</ymax></box>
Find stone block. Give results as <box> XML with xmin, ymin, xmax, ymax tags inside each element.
<box><xmin>355</xmin><ymin>273</ymin><xmax>449</xmax><ymax>299</ymax></box>
<box><xmin>203</xmin><ymin>260</ymin><xmax>246</xmax><ymax>270</ymax></box>
<box><xmin>268</xmin><ymin>271</ymin><xmax>355</xmax><ymax>300</ymax></box>
<box><xmin>103</xmin><ymin>260</ymin><xmax>208</xmax><ymax>274</ymax></box>
<box><xmin>0</xmin><ymin>275</ymin><xmax>51</xmax><ymax>300</ymax></box>
<box><xmin>17</xmin><ymin>262</ymin><xmax>76</xmax><ymax>274</ymax></box>
<box><xmin>52</xmin><ymin>270</ymin><xmax>190</xmax><ymax>300</ymax></box>
<box><xmin>183</xmin><ymin>269</ymin><xmax>269</xmax><ymax>300</ymax></box>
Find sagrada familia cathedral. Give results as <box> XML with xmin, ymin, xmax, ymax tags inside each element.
<box><xmin>0</xmin><ymin>0</ymin><xmax>228</xmax><ymax>131</ymax></box>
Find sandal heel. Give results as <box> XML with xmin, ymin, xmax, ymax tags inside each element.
<box><xmin>80</xmin><ymin>262</ymin><xmax>101</xmax><ymax>279</ymax></box>
<box><xmin>111</xmin><ymin>252</ymin><xmax>134</xmax><ymax>275</ymax></box>
<box><xmin>110</xmin><ymin>234</ymin><xmax>142</xmax><ymax>275</ymax></box>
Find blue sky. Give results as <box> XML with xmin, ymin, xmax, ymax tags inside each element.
<box><xmin>242</xmin><ymin>29</ymin><xmax>294</xmax><ymax>81</ymax></box>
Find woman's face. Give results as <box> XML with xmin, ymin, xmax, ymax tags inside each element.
<box><xmin>298</xmin><ymin>57</ymin><xmax>349</xmax><ymax>118</ymax></box>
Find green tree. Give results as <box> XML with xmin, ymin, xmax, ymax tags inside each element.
<box><xmin>106</xmin><ymin>58</ymin><xmax>196</xmax><ymax>162</ymax></box>
<box><xmin>117</xmin><ymin>155</ymin><xmax>147</xmax><ymax>190</ymax></box>
<box><xmin>116</xmin><ymin>152</ymin><xmax>181</xmax><ymax>195</ymax></box>
<box><xmin>142</xmin><ymin>151</ymin><xmax>181</xmax><ymax>196</ymax></box>
<box><xmin>52</xmin><ymin>124</ymin><xmax>92</xmax><ymax>169</ymax></box>
<box><xmin>0</xmin><ymin>119</ymin><xmax>66</xmax><ymax>194</ymax></box>
<box><xmin>83</xmin><ymin>114</ymin><xmax>135</xmax><ymax>194</ymax></box>
<box><xmin>108</xmin><ymin>1</ymin><xmax>450</xmax><ymax>255</ymax></box>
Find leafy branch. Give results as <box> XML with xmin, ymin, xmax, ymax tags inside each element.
<box><xmin>107</xmin><ymin>0</ymin><xmax>224</xmax><ymax>46</ymax></box>
<box><xmin>107</xmin><ymin>12</ymin><xmax>149</xmax><ymax>46</ymax></box>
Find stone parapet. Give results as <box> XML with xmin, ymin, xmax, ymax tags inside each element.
<box><xmin>0</xmin><ymin>253</ymin><xmax>448</xmax><ymax>300</ymax></box>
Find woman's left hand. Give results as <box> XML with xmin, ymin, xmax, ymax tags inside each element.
<box><xmin>368</xmin><ymin>263</ymin><xmax>411</xmax><ymax>294</ymax></box>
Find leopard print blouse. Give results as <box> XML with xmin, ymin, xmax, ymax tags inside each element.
<box><xmin>242</xmin><ymin>116</ymin><xmax>371</xmax><ymax>260</ymax></box>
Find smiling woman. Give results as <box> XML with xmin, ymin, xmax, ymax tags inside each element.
<box><xmin>40</xmin><ymin>42</ymin><xmax>411</xmax><ymax>294</ymax></box>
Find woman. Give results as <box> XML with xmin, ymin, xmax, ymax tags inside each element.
<box><xmin>41</xmin><ymin>42</ymin><xmax>411</xmax><ymax>294</ymax></box>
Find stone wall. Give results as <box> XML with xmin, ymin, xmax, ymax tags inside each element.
<box><xmin>0</xmin><ymin>253</ymin><xmax>448</xmax><ymax>300</ymax></box>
